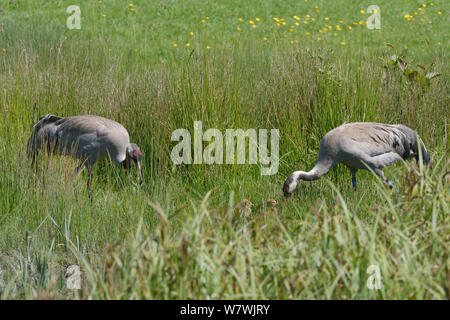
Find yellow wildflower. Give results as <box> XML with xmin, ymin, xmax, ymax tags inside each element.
<box><xmin>185</xmin><ymin>43</ymin><xmax>190</xmax><ymax>47</ymax></box>
<box><xmin>190</xmin><ymin>31</ymin><xmax>194</xmax><ymax>36</ymax></box>
<box><xmin>360</xmin><ymin>10</ymin><xmax>365</xmax><ymax>14</ymax></box>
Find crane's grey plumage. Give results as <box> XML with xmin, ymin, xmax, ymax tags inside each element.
<box><xmin>283</xmin><ymin>122</ymin><xmax>429</xmax><ymax>196</ymax></box>
<box><xmin>28</xmin><ymin>114</ymin><xmax>142</xmax><ymax>193</ymax></box>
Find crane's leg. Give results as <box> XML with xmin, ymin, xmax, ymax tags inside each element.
<box><xmin>30</xmin><ymin>152</ymin><xmax>37</xmax><ymax>166</ymax></box>
<box><xmin>72</xmin><ymin>164</ymin><xmax>83</xmax><ymax>200</ymax></box>
<box><xmin>30</xmin><ymin>152</ymin><xmax>38</xmax><ymax>173</ymax></box>
<box><xmin>74</xmin><ymin>163</ymin><xmax>84</xmax><ymax>174</ymax></box>
<box><xmin>351</xmin><ymin>170</ymin><xmax>357</xmax><ymax>192</ymax></box>
<box><xmin>86</xmin><ymin>164</ymin><xmax>94</xmax><ymax>199</ymax></box>
<box><xmin>374</xmin><ymin>168</ymin><xmax>393</xmax><ymax>189</ymax></box>
<box><xmin>72</xmin><ymin>162</ymin><xmax>86</xmax><ymax>201</ymax></box>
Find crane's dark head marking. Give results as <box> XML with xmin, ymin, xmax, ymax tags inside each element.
<box><xmin>127</xmin><ymin>143</ymin><xmax>142</xmax><ymax>160</ymax></box>
<box><xmin>283</xmin><ymin>185</ymin><xmax>291</xmax><ymax>198</ymax></box>
<box><xmin>283</xmin><ymin>173</ymin><xmax>299</xmax><ymax>198</ymax></box>
<box><xmin>133</xmin><ymin>150</ymin><xmax>141</xmax><ymax>157</ymax></box>
<box><xmin>283</xmin><ymin>179</ymin><xmax>292</xmax><ymax>197</ymax></box>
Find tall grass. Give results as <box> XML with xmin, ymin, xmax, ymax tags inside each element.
<box><xmin>0</xmin><ymin>0</ymin><xmax>448</xmax><ymax>299</ymax></box>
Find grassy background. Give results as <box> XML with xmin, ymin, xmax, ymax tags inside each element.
<box><xmin>0</xmin><ymin>0</ymin><xmax>448</xmax><ymax>299</ymax></box>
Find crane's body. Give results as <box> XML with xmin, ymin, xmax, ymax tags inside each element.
<box><xmin>28</xmin><ymin>114</ymin><xmax>142</xmax><ymax>193</ymax></box>
<box><xmin>283</xmin><ymin>122</ymin><xmax>430</xmax><ymax>196</ymax></box>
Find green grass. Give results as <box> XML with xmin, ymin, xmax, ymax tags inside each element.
<box><xmin>0</xmin><ymin>0</ymin><xmax>448</xmax><ymax>299</ymax></box>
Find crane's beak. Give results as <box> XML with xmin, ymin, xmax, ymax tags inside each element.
<box><xmin>136</xmin><ymin>159</ymin><xmax>143</xmax><ymax>181</ymax></box>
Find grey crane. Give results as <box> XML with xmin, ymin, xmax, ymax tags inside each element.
<box><xmin>27</xmin><ymin>114</ymin><xmax>142</xmax><ymax>193</ymax></box>
<box><xmin>283</xmin><ymin>122</ymin><xmax>430</xmax><ymax>196</ymax></box>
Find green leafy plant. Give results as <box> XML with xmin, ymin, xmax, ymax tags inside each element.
<box><xmin>383</xmin><ymin>43</ymin><xmax>441</xmax><ymax>88</ymax></box>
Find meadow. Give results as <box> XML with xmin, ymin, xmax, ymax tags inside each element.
<box><xmin>0</xmin><ymin>0</ymin><xmax>448</xmax><ymax>299</ymax></box>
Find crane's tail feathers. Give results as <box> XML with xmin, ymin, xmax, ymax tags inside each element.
<box><xmin>35</xmin><ymin>114</ymin><xmax>62</xmax><ymax>129</ymax></box>
<box><xmin>27</xmin><ymin>114</ymin><xmax>63</xmax><ymax>160</ymax></box>
<box><xmin>418</xmin><ymin>137</ymin><xmax>430</xmax><ymax>165</ymax></box>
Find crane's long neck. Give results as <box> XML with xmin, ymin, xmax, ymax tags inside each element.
<box><xmin>294</xmin><ymin>161</ymin><xmax>331</xmax><ymax>180</ymax></box>
<box><xmin>283</xmin><ymin>157</ymin><xmax>334</xmax><ymax>194</ymax></box>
